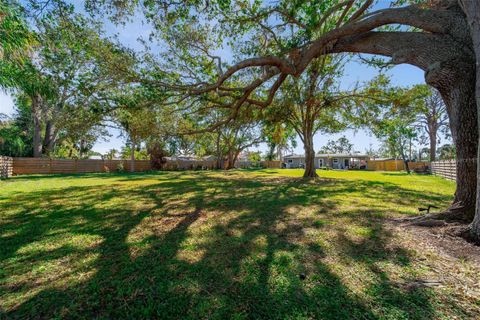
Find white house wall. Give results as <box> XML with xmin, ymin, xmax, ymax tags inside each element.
<box><xmin>284</xmin><ymin>156</ymin><xmax>368</xmax><ymax>169</ymax></box>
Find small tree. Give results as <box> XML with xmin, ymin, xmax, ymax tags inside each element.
<box><xmin>220</xmin><ymin>121</ymin><xmax>264</xmax><ymax>170</ymax></box>
<box><xmin>116</xmin><ymin>106</ymin><xmax>157</xmax><ymax>172</ymax></box>
<box><xmin>263</xmin><ymin>122</ymin><xmax>297</xmax><ymax>161</ymax></box>
<box><xmin>318</xmin><ymin>136</ymin><xmax>354</xmax><ymax>154</ymax></box>
<box><xmin>412</xmin><ymin>86</ymin><xmax>450</xmax><ymax>161</ymax></box>
<box><xmin>376</xmin><ymin>119</ymin><xmax>417</xmax><ymax>174</ymax></box>
<box><xmin>148</xmin><ymin>142</ymin><xmax>167</xmax><ymax>170</ymax></box>
<box><xmin>104</xmin><ymin>149</ymin><xmax>118</xmax><ymax>160</ymax></box>
<box><xmin>355</xmin><ymin>82</ymin><xmax>418</xmax><ymax>173</ymax></box>
<box><xmin>247</xmin><ymin>151</ymin><xmax>262</xmax><ymax>164</ymax></box>
<box><xmin>271</xmin><ymin>56</ymin><xmax>350</xmax><ymax>178</ymax></box>
<box><xmin>437</xmin><ymin>144</ymin><xmax>456</xmax><ymax>160</ymax></box>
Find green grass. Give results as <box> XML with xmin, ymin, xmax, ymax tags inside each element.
<box><xmin>1</xmin><ymin>169</ymin><xmax>476</xmax><ymax>319</ymax></box>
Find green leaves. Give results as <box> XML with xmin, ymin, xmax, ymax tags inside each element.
<box><xmin>319</xmin><ymin>135</ymin><xmax>354</xmax><ymax>154</ymax></box>
<box><xmin>0</xmin><ymin>1</ymin><xmax>35</xmax><ymax>60</ymax></box>
<box><xmin>0</xmin><ymin>1</ymin><xmax>36</xmax><ymax>89</ymax></box>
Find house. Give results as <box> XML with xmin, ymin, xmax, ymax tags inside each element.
<box><xmin>283</xmin><ymin>153</ymin><xmax>370</xmax><ymax>170</ymax></box>
<box><xmin>236</xmin><ymin>151</ymin><xmax>250</xmax><ymax>162</ymax></box>
<box><xmin>165</xmin><ymin>155</ymin><xmax>197</xmax><ymax>161</ymax></box>
<box><xmin>201</xmin><ymin>155</ymin><xmax>218</xmax><ymax>161</ymax></box>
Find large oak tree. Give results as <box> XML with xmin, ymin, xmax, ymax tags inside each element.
<box><xmin>50</xmin><ymin>0</ymin><xmax>480</xmax><ymax>240</ymax></box>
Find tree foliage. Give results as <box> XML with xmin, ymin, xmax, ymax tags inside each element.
<box><xmin>318</xmin><ymin>136</ymin><xmax>354</xmax><ymax>154</ymax></box>
<box><xmin>0</xmin><ymin>1</ymin><xmax>36</xmax><ymax>88</ymax></box>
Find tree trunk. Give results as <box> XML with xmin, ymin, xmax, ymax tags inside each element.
<box><xmin>231</xmin><ymin>151</ymin><xmax>241</xmax><ymax>169</ymax></box>
<box><xmin>225</xmin><ymin>150</ymin><xmax>238</xmax><ymax>170</ymax></box>
<box><xmin>409</xmin><ymin>138</ymin><xmax>412</xmax><ymax>161</ymax></box>
<box><xmin>429</xmin><ymin>131</ymin><xmax>437</xmax><ymax>161</ymax></box>
<box><xmin>79</xmin><ymin>139</ymin><xmax>85</xmax><ymax>159</ymax></box>
<box><xmin>215</xmin><ymin>132</ymin><xmax>223</xmax><ymax>169</ymax></box>
<box><xmin>428</xmin><ymin>59</ymin><xmax>478</xmax><ymax>221</ymax></box>
<box><xmin>31</xmin><ymin>94</ymin><xmax>43</xmax><ymax>158</ymax></box>
<box><xmin>303</xmin><ymin>129</ymin><xmax>318</xmax><ymax>178</ymax></box>
<box><xmin>226</xmin><ymin>152</ymin><xmax>233</xmax><ymax>170</ymax></box>
<box><xmin>43</xmin><ymin>121</ymin><xmax>56</xmax><ymax>156</ymax></box>
<box><xmin>402</xmin><ymin>154</ymin><xmax>410</xmax><ymax>174</ymax></box>
<box><xmin>461</xmin><ymin>0</ymin><xmax>480</xmax><ymax>240</ymax></box>
<box><xmin>444</xmin><ymin>88</ymin><xmax>477</xmax><ymax>221</ymax></box>
<box><xmin>130</xmin><ymin>139</ymin><xmax>136</xmax><ymax>172</ymax></box>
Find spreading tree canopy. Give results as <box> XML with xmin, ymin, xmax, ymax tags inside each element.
<box><xmin>85</xmin><ymin>0</ymin><xmax>480</xmax><ymax>239</ymax></box>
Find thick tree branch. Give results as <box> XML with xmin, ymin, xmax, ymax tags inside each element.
<box><xmin>329</xmin><ymin>31</ymin><xmax>468</xmax><ymax>71</ymax></box>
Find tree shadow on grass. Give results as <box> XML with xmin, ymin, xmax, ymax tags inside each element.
<box><xmin>5</xmin><ymin>170</ymin><xmax>176</xmax><ymax>181</ymax></box>
<box><xmin>0</xmin><ymin>172</ymin><xmax>465</xmax><ymax>319</ymax></box>
<box><xmin>379</xmin><ymin>172</ymin><xmax>411</xmax><ymax>176</ymax></box>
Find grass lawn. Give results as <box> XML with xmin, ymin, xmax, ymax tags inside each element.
<box><xmin>1</xmin><ymin>169</ymin><xmax>478</xmax><ymax>319</ymax></box>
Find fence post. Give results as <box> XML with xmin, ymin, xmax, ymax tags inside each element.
<box><xmin>0</xmin><ymin>156</ymin><xmax>13</xmax><ymax>179</ymax></box>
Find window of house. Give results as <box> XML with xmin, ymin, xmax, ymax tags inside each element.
<box><xmin>288</xmin><ymin>159</ymin><xmax>293</xmax><ymax>163</ymax></box>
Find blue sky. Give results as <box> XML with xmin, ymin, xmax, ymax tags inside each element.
<box><xmin>0</xmin><ymin>0</ymin><xmax>427</xmax><ymax>155</ymax></box>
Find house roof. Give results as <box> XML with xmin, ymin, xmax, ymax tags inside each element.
<box><xmin>317</xmin><ymin>153</ymin><xmax>369</xmax><ymax>158</ymax></box>
<box><xmin>283</xmin><ymin>154</ymin><xmax>305</xmax><ymax>159</ymax></box>
<box><xmin>165</xmin><ymin>156</ymin><xmax>197</xmax><ymax>161</ymax></box>
<box><xmin>370</xmin><ymin>157</ymin><xmax>394</xmax><ymax>161</ymax></box>
<box><xmin>284</xmin><ymin>153</ymin><xmax>369</xmax><ymax>159</ymax></box>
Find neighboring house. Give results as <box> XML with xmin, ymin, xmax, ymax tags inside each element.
<box><xmin>369</xmin><ymin>157</ymin><xmax>394</xmax><ymax>161</ymax></box>
<box><xmin>283</xmin><ymin>153</ymin><xmax>370</xmax><ymax>170</ymax></box>
<box><xmin>201</xmin><ymin>155</ymin><xmax>218</xmax><ymax>161</ymax></box>
<box><xmin>165</xmin><ymin>155</ymin><xmax>198</xmax><ymax>161</ymax></box>
<box><xmin>236</xmin><ymin>151</ymin><xmax>250</xmax><ymax>162</ymax></box>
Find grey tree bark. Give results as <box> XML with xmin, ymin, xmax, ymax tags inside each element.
<box><xmin>431</xmin><ymin>61</ymin><xmax>478</xmax><ymax>221</ymax></box>
<box><xmin>130</xmin><ymin>139</ymin><xmax>136</xmax><ymax>172</ymax></box>
<box><xmin>302</xmin><ymin>128</ymin><xmax>318</xmax><ymax>178</ymax></box>
<box><xmin>429</xmin><ymin>131</ymin><xmax>437</xmax><ymax>162</ymax></box>
<box><xmin>215</xmin><ymin>131</ymin><xmax>223</xmax><ymax>169</ymax></box>
<box><xmin>460</xmin><ymin>0</ymin><xmax>480</xmax><ymax>240</ymax></box>
<box><xmin>401</xmin><ymin>156</ymin><xmax>410</xmax><ymax>174</ymax></box>
<box><xmin>225</xmin><ymin>151</ymin><xmax>236</xmax><ymax>170</ymax></box>
<box><xmin>31</xmin><ymin>94</ymin><xmax>43</xmax><ymax>158</ymax></box>
<box><xmin>43</xmin><ymin>121</ymin><xmax>56</xmax><ymax>155</ymax></box>
<box><xmin>227</xmin><ymin>150</ymin><xmax>241</xmax><ymax>170</ymax></box>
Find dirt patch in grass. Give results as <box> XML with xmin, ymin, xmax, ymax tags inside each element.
<box><xmin>386</xmin><ymin>220</ymin><xmax>480</xmax><ymax>316</ymax></box>
<box><xmin>390</xmin><ymin>219</ymin><xmax>480</xmax><ymax>264</ymax></box>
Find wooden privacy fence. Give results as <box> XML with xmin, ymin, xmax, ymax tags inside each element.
<box><xmin>10</xmin><ymin>158</ymin><xmax>282</xmax><ymax>175</ymax></box>
<box><xmin>263</xmin><ymin>160</ymin><xmax>282</xmax><ymax>168</ymax></box>
<box><xmin>367</xmin><ymin>160</ymin><xmax>429</xmax><ymax>171</ymax></box>
<box><xmin>162</xmin><ymin>160</ymin><xmax>217</xmax><ymax>170</ymax></box>
<box><xmin>12</xmin><ymin>158</ymin><xmax>152</xmax><ymax>175</ymax></box>
<box><xmin>0</xmin><ymin>156</ymin><xmax>13</xmax><ymax>178</ymax></box>
<box><xmin>431</xmin><ymin>159</ymin><xmax>457</xmax><ymax>180</ymax></box>
<box><xmin>164</xmin><ymin>160</ymin><xmax>280</xmax><ymax>170</ymax></box>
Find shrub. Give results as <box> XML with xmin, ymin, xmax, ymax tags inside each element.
<box><xmin>148</xmin><ymin>143</ymin><xmax>167</xmax><ymax>170</ymax></box>
<box><xmin>116</xmin><ymin>163</ymin><xmax>125</xmax><ymax>172</ymax></box>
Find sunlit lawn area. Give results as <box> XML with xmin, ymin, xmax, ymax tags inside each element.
<box><xmin>1</xmin><ymin>169</ymin><xmax>477</xmax><ymax>319</ymax></box>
